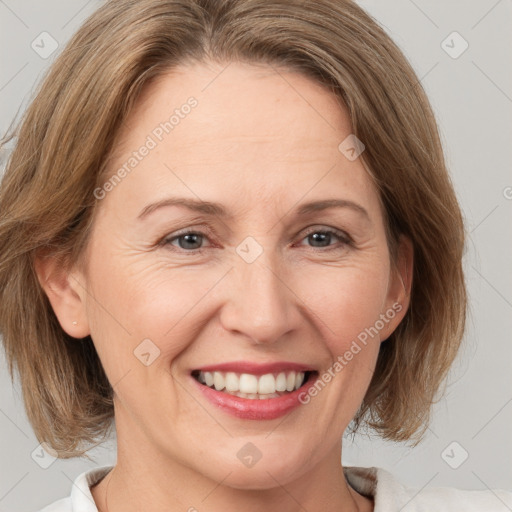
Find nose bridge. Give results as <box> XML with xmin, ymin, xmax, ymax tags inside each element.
<box><xmin>220</xmin><ymin>241</ymin><xmax>296</xmax><ymax>344</ymax></box>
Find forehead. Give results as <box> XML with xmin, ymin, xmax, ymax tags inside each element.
<box><xmin>119</xmin><ymin>61</ymin><xmax>350</xmax><ymax>149</ymax></box>
<box><xmin>101</xmin><ymin>61</ymin><xmax>381</xmax><ymax>221</ymax></box>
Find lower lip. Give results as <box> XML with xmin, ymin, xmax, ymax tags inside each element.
<box><xmin>192</xmin><ymin>374</ymin><xmax>318</xmax><ymax>420</ymax></box>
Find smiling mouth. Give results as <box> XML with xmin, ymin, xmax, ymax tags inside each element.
<box><xmin>191</xmin><ymin>370</ymin><xmax>317</xmax><ymax>399</ymax></box>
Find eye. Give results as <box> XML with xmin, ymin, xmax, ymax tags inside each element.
<box><xmin>298</xmin><ymin>227</ymin><xmax>352</xmax><ymax>250</ymax></box>
<box><xmin>163</xmin><ymin>231</ymin><xmax>211</xmax><ymax>251</ymax></box>
<box><xmin>160</xmin><ymin>226</ymin><xmax>352</xmax><ymax>253</ymax></box>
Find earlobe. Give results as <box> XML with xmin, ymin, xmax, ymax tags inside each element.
<box><xmin>380</xmin><ymin>235</ymin><xmax>414</xmax><ymax>341</ymax></box>
<box><xmin>34</xmin><ymin>254</ymin><xmax>90</xmax><ymax>338</ymax></box>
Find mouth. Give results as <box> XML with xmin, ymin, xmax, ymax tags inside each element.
<box><xmin>189</xmin><ymin>362</ymin><xmax>319</xmax><ymax>420</ymax></box>
<box><xmin>191</xmin><ymin>369</ymin><xmax>317</xmax><ymax>399</ymax></box>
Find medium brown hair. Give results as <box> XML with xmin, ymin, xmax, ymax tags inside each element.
<box><xmin>0</xmin><ymin>0</ymin><xmax>466</xmax><ymax>457</ymax></box>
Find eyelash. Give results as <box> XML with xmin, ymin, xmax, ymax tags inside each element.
<box><xmin>160</xmin><ymin>226</ymin><xmax>353</xmax><ymax>254</ymax></box>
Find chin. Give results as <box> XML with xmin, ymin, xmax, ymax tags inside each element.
<box><xmin>194</xmin><ymin>443</ymin><xmax>313</xmax><ymax>490</ymax></box>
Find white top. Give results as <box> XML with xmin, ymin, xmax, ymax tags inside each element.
<box><xmin>38</xmin><ymin>464</ymin><xmax>512</xmax><ymax>511</ymax></box>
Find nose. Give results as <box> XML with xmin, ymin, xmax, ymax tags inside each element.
<box><xmin>219</xmin><ymin>249</ymin><xmax>300</xmax><ymax>345</ymax></box>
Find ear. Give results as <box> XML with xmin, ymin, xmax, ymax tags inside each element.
<box><xmin>379</xmin><ymin>235</ymin><xmax>413</xmax><ymax>342</ymax></box>
<box><xmin>34</xmin><ymin>253</ymin><xmax>90</xmax><ymax>338</ymax></box>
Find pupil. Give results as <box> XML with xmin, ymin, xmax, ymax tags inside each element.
<box><xmin>310</xmin><ymin>232</ymin><xmax>330</xmax><ymax>247</ymax></box>
<box><xmin>180</xmin><ymin>234</ymin><xmax>201</xmax><ymax>249</ymax></box>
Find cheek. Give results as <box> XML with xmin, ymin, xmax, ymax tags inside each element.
<box><xmin>298</xmin><ymin>263</ymin><xmax>389</xmax><ymax>414</ymax></box>
<box><xmin>85</xmin><ymin>249</ymin><xmax>225</xmax><ymax>364</ymax></box>
<box><xmin>296</xmin><ymin>258</ymin><xmax>391</xmax><ymax>350</ymax></box>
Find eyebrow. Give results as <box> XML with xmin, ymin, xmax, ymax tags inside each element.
<box><xmin>137</xmin><ymin>196</ymin><xmax>370</xmax><ymax>222</ymax></box>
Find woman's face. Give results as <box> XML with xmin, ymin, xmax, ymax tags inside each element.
<box><xmin>66</xmin><ymin>61</ymin><xmax>410</xmax><ymax>487</ymax></box>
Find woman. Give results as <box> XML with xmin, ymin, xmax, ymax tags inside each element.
<box><xmin>0</xmin><ymin>0</ymin><xmax>510</xmax><ymax>510</ymax></box>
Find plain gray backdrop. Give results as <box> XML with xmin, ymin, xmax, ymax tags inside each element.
<box><xmin>1</xmin><ymin>0</ymin><xmax>511</xmax><ymax>510</ymax></box>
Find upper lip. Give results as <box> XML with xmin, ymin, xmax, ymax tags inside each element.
<box><xmin>193</xmin><ymin>361</ymin><xmax>317</xmax><ymax>376</ymax></box>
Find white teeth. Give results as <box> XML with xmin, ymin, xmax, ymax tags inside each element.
<box><xmin>213</xmin><ymin>372</ymin><xmax>225</xmax><ymax>391</ymax></box>
<box><xmin>224</xmin><ymin>390</ymin><xmax>281</xmax><ymax>399</ymax></box>
<box><xmin>225</xmin><ymin>372</ymin><xmax>238</xmax><ymax>392</ymax></box>
<box><xmin>286</xmin><ymin>372</ymin><xmax>296</xmax><ymax>392</ymax></box>
<box><xmin>258</xmin><ymin>374</ymin><xmax>275</xmax><ymax>394</ymax></box>
<box><xmin>204</xmin><ymin>371</ymin><xmax>214</xmax><ymax>387</ymax></box>
<box><xmin>196</xmin><ymin>370</ymin><xmax>307</xmax><ymax>398</ymax></box>
<box><xmin>275</xmin><ymin>372</ymin><xmax>287</xmax><ymax>392</ymax></box>
<box><xmin>239</xmin><ymin>374</ymin><xmax>258</xmax><ymax>394</ymax></box>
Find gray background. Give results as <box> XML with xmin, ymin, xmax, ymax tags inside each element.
<box><xmin>1</xmin><ymin>0</ymin><xmax>511</xmax><ymax>510</ymax></box>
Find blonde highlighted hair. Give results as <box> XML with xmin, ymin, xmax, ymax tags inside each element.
<box><xmin>0</xmin><ymin>0</ymin><xmax>466</xmax><ymax>457</ymax></box>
